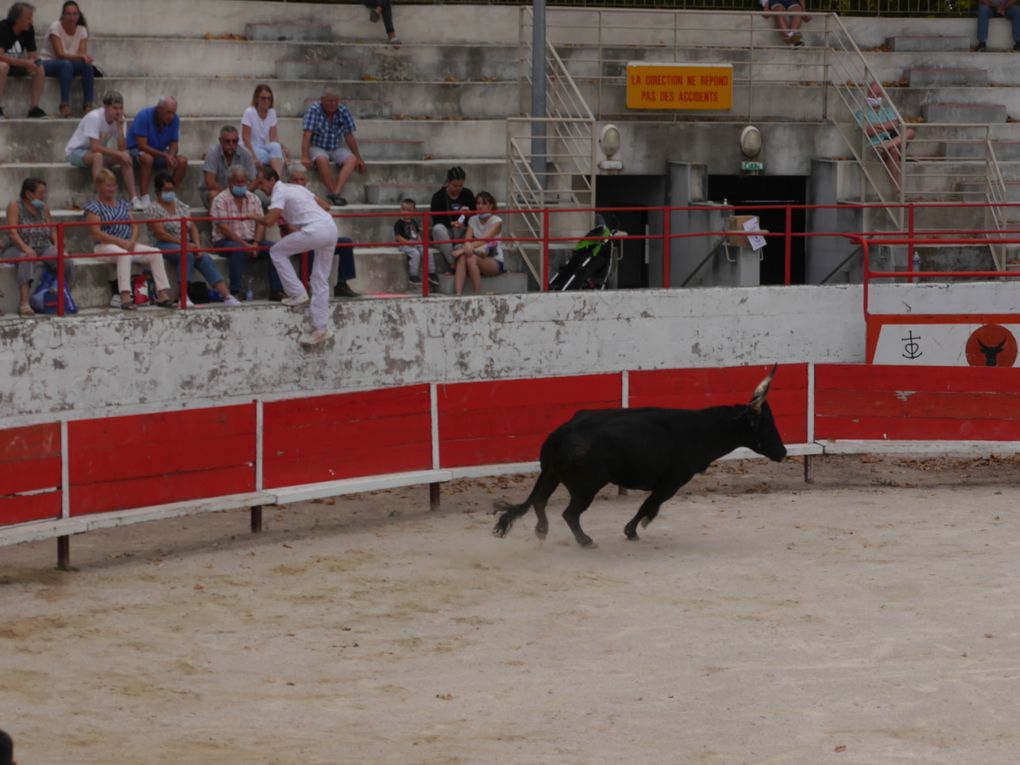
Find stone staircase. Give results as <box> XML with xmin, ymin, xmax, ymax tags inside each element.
<box><xmin>0</xmin><ymin>0</ymin><xmax>525</xmax><ymax>312</ymax></box>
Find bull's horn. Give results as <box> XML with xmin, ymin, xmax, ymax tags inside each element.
<box><xmin>750</xmin><ymin>364</ymin><xmax>778</xmax><ymax>413</ymax></box>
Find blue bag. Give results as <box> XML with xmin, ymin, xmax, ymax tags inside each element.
<box><xmin>29</xmin><ymin>271</ymin><xmax>78</xmax><ymax>315</ymax></box>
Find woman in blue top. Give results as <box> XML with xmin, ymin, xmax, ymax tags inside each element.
<box><xmin>84</xmin><ymin>168</ymin><xmax>174</xmax><ymax>310</ymax></box>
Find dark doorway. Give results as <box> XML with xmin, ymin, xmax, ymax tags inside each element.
<box><xmin>707</xmin><ymin>175</ymin><xmax>807</xmax><ymax>285</ymax></box>
<box><xmin>595</xmin><ymin>175</ymin><xmax>665</xmax><ymax>288</ymax></box>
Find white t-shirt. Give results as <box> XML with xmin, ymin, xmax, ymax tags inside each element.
<box><xmin>65</xmin><ymin>107</ymin><xmax>119</xmax><ymax>157</ymax></box>
<box><xmin>240</xmin><ymin>106</ymin><xmax>278</xmax><ymax>151</ymax></box>
<box><xmin>269</xmin><ymin>182</ymin><xmax>332</xmax><ymax>230</ymax></box>
<box><xmin>40</xmin><ymin>20</ymin><xmax>88</xmax><ymax>60</ymax></box>
<box><xmin>468</xmin><ymin>213</ymin><xmax>504</xmax><ymax>261</ymax></box>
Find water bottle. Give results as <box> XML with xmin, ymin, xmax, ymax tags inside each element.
<box><xmin>245</xmin><ymin>276</ymin><xmax>254</xmax><ymax>302</ymax></box>
<box><xmin>912</xmin><ymin>252</ymin><xmax>921</xmax><ymax>272</ymax></box>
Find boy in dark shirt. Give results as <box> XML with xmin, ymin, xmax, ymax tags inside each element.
<box><xmin>0</xmin><ymin>1</ymin><xmax>47</xmax><ymax>118</ymax></box>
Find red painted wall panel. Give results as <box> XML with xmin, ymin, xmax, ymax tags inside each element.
<box><xmin>263</xmin><ymin>385</ymin><xmax>432</xmax><ymax>488</ymax></box>
<box><xmin>69</xmin><ymin>404</ymin><xmax>256</xmax><ymax>516</ymax></box>
<box><xmin>629</xmin><ymin>364</ymin><xmax>809</xmax><ymax>444</ymax></box>
<box><xmin>0</xmin><ymin>423</ymin><xmax>62</xmax><ymax>526</ymax></box>
<box><xmin>816</xmin><ymin>364</ymin><xmax>1020</xmax><ymax>440</ymax></box>
<box><xmin>438</xmin><ymin>374</ymin><xmax>622</xmax><ymax>468</ymax></box>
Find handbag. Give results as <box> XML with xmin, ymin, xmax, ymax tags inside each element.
<box><xmin>29</xmin><ymin>271</ymin><xmax>78</xmax><ymax>314</ymax></box>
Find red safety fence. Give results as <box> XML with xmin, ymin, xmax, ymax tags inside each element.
<box><xmin>4</xmin><ymin>362</ymin><xmax>1020</xmax><ymax>549</ymax></box>
<box><xmin>7</xmin><ymin>201</ymin><xmax>1020</xmax><ymax>314</ymax></box>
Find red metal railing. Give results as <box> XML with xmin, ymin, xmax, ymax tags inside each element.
<box><xmin>5</xmin><ymin>200</ymin><xmax>1020</xmax><ymax>316</ymax></box>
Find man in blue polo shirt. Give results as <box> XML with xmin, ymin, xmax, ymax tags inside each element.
<box><xmin>127</xmin><ymin>96</ymin><xmax>190</xmax><ymax>210</ymax></box>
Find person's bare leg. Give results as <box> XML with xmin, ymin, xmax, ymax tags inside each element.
<box><xmin>172</xmin><ymin>156</ymin><xmax>188</xmax><ymax>187</ymax></box>
<box><xmin>137</xmin><ymin>153</ymin><xmax>154</xmax><ymax>198</ymax></box>
<box><xmin>314</xmin><ymin>155</ymin><xmax>336</xmax><ymax>192</ymax></box>
<box><xmin>30</xmin><ymin>64</ymin><xmax>44</xmax><ymax>108</ymax></box>
<box><xmin>333</xmin><ymin>155</ymin><xmax>358</xmax><ymax>195</ymax></box>
<box><xmin>466</xmin><ymin>253</ymin><xmax>482</xmax><ymax>295</ymax></box>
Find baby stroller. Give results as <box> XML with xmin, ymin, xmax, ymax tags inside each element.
<box><xmin>548</xmin><ymin>216</ymin><xmax>620</xmax><ymax>291</ymax></box>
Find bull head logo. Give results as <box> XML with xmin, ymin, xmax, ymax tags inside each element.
<box><xmin>978</xmin><ymin>338</ymin><xmax>1006</xmax><ymax>367</ymax></box>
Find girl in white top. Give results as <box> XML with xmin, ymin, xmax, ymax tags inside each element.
<box><xmin>241</xmin><ymin>83</ymin><xmax>286</xmax><ymax>177</ymax></box>
<box><xmin>452</xmin><ymin>190</ymin><xmax>504</xmax><ymax>296</ymax></box>
<box><xmin>39</xmin><ymin>1</ymin><xmax>95</xmax><ymax>118</ymax></box>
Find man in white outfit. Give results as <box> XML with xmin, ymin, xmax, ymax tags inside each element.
<box><xmin>251</xmin><ymin>166</ymin><xmax>338</xmax><ymax>346</ymax></box>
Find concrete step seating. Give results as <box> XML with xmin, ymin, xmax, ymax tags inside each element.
<box><xmin>889</xmin><ymin>35</ymin><xmax>971</xmax><ymax>52</ymax></box>
<box><xmin>907</xmin><ymin>67</ymin><xmax>989</xmax><ymax>88</ymax></box>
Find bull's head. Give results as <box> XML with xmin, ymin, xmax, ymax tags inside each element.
<box><xmin>743</xmin><ymin>364</ymin><xmax>787</xmax><ymax>462</ymax></box>
<box><xmin>978</xmin><ymin>339</ymin><xmax>1006</xmax><ymax>367</ymax></box>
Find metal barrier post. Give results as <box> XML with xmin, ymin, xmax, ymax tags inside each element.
<box><xmin>542</xmin><ymin>208</ymin><xmax>550</xmax><ymax>291</ymax></box>
<box><xmin>179</xmin><ymin>219</ymin><xmax>189</xmax><ymax>308</ymax></box>
<box><xmin>784</xmin><ymin>205</ymin><xmax>793</xmax><ymax>285</ymax></box>
<box><xmin>663</xmin><ymin>206</ymin><xmax>671</xmax><ymax>288</ymax></box>
<box><xmin>250</xmin><ymin>505</ymin><xmax>263</xmax><ymax>533</ymax></box>
<box><xmin>56</xmin><ymin>222</ymin><xmax>66</xmax><ymax>317</ymax></box>
<box><xmin>907</xmin><ymin>204</ymin><xmax>916</xmax><ymax>283</ymax></box>
<box><xmin>421</xmin><ymin>210</ymin><xmax>432</xmax><ymax>297</ymax></box>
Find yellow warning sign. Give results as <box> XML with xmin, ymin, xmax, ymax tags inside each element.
<box><xmin>626</xmin><ymin>62</ymin><xmax>733</xmax><ymax>111</ymax></box>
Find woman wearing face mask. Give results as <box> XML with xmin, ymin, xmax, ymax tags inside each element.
<box><xmin>145</xmin><ymin>172</ymin><xmax>239</xmax><ymax>307</ymax></box>
<box><xmin>3</xmin><ymin>178</ymin><xmax>74</xmax><ymax>317</ymax></box>
<box><xmin>451</xmin><ymin>190</ymin><xmax>504</xmax><ymax>296</ymax></box>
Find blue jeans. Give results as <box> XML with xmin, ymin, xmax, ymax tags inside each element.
<box><xmin>213</xmin><ymin>238</ymin><xmax>283</xmax><ymax>296</ymax></box>
<box><xmin>42</xmin><ymin>59</ymin><xmax>94</xmax><ymax>104</ymax></box>
<box><xmin>978</xmin><ymin>3</ymin><xmax>1020</xmax><ymax>42</ymax></box>
<box><xmin>156</xmin><ymin>241</ymin><xmax>226</xmax><ymax>286</ymax></box>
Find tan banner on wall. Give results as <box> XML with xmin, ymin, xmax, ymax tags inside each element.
<box><xmin>626</xmin><ymin>62</ymin><xmax>733</xmax><ymax>111</ymax></box>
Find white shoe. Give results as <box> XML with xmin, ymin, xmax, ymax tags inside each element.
<box><xmin>282</xmin><ymin>293</ymin><xmax>310</xmax><ymax>308</ymax></box>
<box><xmin>140</xmin><ymin>194</ymin><xmax>151</xmax><ymax>207</ymax></box>
<box><xmin>222</xmin><ymin>295</ymin><xmax>242</xmax><ymax>306</ymax></box>
<box><xmin>185</xmin><ymin>297</ymin><xmax>195</xmax><ymax>309</ymax></box>
<box><xmin>300</xmin><ymin>326</ymin><xmax>334</xmax><ymax>346</ymax></box>
<box><xmin>131</xmin><ymin>196</ymin><xmax>145</xmax><ymax>212</ymax></box>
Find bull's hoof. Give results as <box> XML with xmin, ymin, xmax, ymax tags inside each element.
<box><xmin>576</xmin><ymin>535</ymin><xmax>596</xmax><ymax>548</ymax></box>
<box><xmin>624</xmin><ymin>527</ymin><xmax>639</xmax><ymax>541</ymax></box>
<box><xmin>534</xmin><ymin>525</ymin><xmax>548</xmax><ymax>540</ymax></box>
<box><xmin>640</xmin><ymin>516</ymin><xmax>653</xmax><ymax>528</ymax></box>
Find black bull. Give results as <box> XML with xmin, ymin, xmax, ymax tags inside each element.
<box><xmin>493</xmin><ymin>366</ymin><xmax>787</xmax><ymax>547</ymax></box>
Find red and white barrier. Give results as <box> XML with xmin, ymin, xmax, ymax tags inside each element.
<box><xmin>3</xmin><ymin>363</ymin><xmax>1018</xmax><ymax>564</ymax></box>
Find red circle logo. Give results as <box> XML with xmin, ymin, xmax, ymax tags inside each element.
<box><xmin>965</xmin><ymin>324</ymin><xmax>1018</xmax><ymax>367</ymax></box>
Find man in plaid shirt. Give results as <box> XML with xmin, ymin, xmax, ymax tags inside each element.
<box><xmin>301</xmin><ymin>87</ymin><xmax>366</xmax><ymax>207</ymax></box>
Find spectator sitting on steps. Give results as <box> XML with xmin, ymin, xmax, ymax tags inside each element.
<box><xmin>975</xmin><ymin>0</ymin><xmax>1020</xmax><ymax>51</ymax></box>
<box><xmin>200</xmin><ymin>125</ymin><xmax>257</xmax><ymax>210</ymax></box>
<box><xmin>126</xmin><ymin>96</ymin><xmax>189</xmax><ymax>211</ymax></box>
<box><xmin>241</xmin><ymin>83</ymin><xmax>287</xmax><ymax>179</ymax></box>
<box><xmin>145</xmin><ymin>171</ymin><xmax>240</xmax><ymax>307</ymax></box>
<box><xmin>854</xmin><ymin>81</ymin><xmax>915</xmax><ymax>185</ymax></box>
<box><xmin>39</xmin><ymin>1</ymin><xmax>95</xmax><ymax>117</ymax></box>
<box><xmin>430</xmin><ymin>165</ymin><xmax>476</xmax><ymax>274</ymax></box>
<box><xmin>363</xmin><ymin>0</ymin><xmax>400</xmax><ymax>45</ymax></box>
<box><xmin>0</xmin><ymin>1</ymin><xmax>48</xmax><ymax>118</ymax></box>
<box><xmin>760</xmin><ymin>0</ymin><xmax>805</xmax><ymax>48</ymax></box>
<box><xmin>4</xmin><ymin>177</ymin><xmax>74</xmax><ymax>318</ymax></box>
<box><xmin>210</xmin><ymin>164</ymin><xmax>283</xmax><ymax>301</ymax></box>
<box><xmin>301</xmin><ymin>87</ymin><xmax>366</xmax><ymax>207</ymax></box>
<box><xmin>65</xmin><ymin>90</ymin><xmax>141</xmax><ymax>208</ymax></box>
<box><xmin>395</xmin><ymin>197</ymin><xmax>434</xmax><ymax>285</ymax></box>
<box><xmin>452</xmin><ymin>190</ymin><xmax>504</xmax><ymax>296</ymax></box>
<box><xmin>84</xmin><ymin>168</ymin><xmax>175</xmax><ymax>310</ymax></box>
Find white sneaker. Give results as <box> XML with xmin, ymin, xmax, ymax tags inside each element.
<box><xmin>131</xmin><ymin>196</ymin><xmax>145</xmax><ymax>212</ymax></box>
<box><xmin>185</xmin><ymin>297</ymin><xmax>195</xmax><ymax>309</ymax></box>
<box><xmin>140</xmin><ymin>194</ymin><xmax>151</xmax><ymax>207</ymax></box>
<box><xmin>222</xmin><ymin>295</ymin><xmax>242</xmax><ymax>306</ymax></box>
<box><xmin>300</xmin><ymin>326</ymin><xmax>334</xmax><ymax>346</ymax></box>
<box><xmin>281</xmin><ymin>293</ymin><xmax>310</xmax><ymax>308</ymax></box>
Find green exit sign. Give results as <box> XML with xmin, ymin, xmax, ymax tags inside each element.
<box><xmin>741</xmin><ymin>160</ymin><xmax>764</xmax><ymax>172</ymax></box>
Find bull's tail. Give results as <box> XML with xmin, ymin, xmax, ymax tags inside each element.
<box><xmin>492</xmin><ymin>469</ymin><xmax>557</xmax><ymax>538</ymax></box>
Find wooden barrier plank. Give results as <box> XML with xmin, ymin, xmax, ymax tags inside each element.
<box><xmin>69</xmin><ymin>404</ymin><xmax>256</xmax><ymax>517</ymax></box>
<box><xmin>629</xmin><ymin>364</ymin><xmax>809</xmax><ymax>443</ymax></box>
<box><xmin>437</xmin><ymin>374</ymin><xmax>622</xmax><ymax>468</ymax></box>
<box><xmin>0</xmin><ymin>423</ymin><xmax>62</xmax><ymax>527</ymax></box>
<box><xmin>263</xmin><ymin>385</ymin><xmax>432</xmax><ymax>488</ymax></box>
<box><xmin>71</xmin><ymin>465</ymin><xmax>256</xmax><ymax>517</ymax></box>
<box><xmin>816</xmin><ymin>365</ymin><xmax>1020</xmax><ymax>441</ymax></box>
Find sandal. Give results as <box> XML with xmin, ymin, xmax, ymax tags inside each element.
<box><xmin>59</xmin><ymin>102</ymin><xmax>72</xmax><ymax>118</ymax></box>
<box><xmin>155</xmin><ymin>299</ymin><xmax>178</xmax><ymax>309</ymax></box>
<box><xmin>19</xmin><ymin>304</ymin><xmax>34</xmax><ymax>318</ymax></box>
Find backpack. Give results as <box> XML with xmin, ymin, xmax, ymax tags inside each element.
<box><xmin>29</xmin><ymin>271</ymin><xmax>78</xmax><ymax>315</ymax></box>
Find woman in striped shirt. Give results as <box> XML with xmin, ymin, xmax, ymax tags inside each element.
<box><xmin>84</xmin><ymin>168</ymin><xmax>173</xmax><ymax>309</ymax></box>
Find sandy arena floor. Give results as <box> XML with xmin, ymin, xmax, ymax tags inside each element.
<box><xmin>1</xmin><ymin>454</ymin><xmax>1019</xmax><ymax>765</ymax></box>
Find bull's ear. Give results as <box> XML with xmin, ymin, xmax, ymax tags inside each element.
<box><xmin>749</xmin><ymin>364</ymin><xmax>778</xmax><ymax>413</ymax></box>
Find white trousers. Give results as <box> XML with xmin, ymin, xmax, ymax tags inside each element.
<box><xmin>95</xmin><ymin>242</ymin><xmax>170</xmax><ymax>294</ymax></box>
<box><xmin>270</xmin><ymin>219</ymin><xmax>337</xmax><ymax>330</ymax></box>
